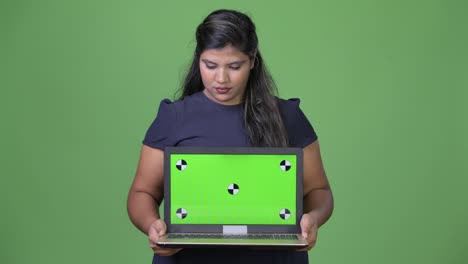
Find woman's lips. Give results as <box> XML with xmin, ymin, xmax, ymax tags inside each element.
<box><xmin>215</xmin><ymin>87</ymin><xmax>230</xmax><ymax>94</ymax></box>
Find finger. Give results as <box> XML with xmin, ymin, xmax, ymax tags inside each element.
<box><xmin>297</xmin><ymin>227</ymin><xmax>317</xmax><ymax>251</ymax></box>
<box><xmin>297</xmin><ymin>241</ymin><xmax>313</xmax><ymax>252</ymax></box>
<box><xmin>300</xmin><ymin>217</ymin><xmax>311</xmax><ymax>238</ymax></box>
<box><xmin>149</xmin><ymin>240</ymin><xmax>157</xmax><ymax>247</ymax></box>
<box><xmin>300</xmin><ymin>222</ymin><xmax>309</xmax><ymax>238</ymax></box>
<box><xmin>149</xmin><ymin>237</ymin><xmax>181</xmax><ymax>253</ymax></box>
<box><xmin>301</xmin><ymin>226</ymin><xmax>311</xmax><ymax>240</ymax></box>
<box><xmin>149</xmin><ymin>220</ymin><xmax>166</xmax><ymax>243</ymax></box>
<box><xmin>298</xmin><ymin>233</ymin><xmax>317</xmax><ymax>251</ymax></box>
<box><xmin>153</xmin><ymin>219</ymin><xmax>167</xmax><ymax>236</ymax></box>
<box><xmin>153</xmin><ymin>247</ymin><xmax>182</xmax><ymax>256</ymax></box>
<box><xmin>297</xmin><ymin>241</ymin><xmax>314</xmax><ymax>252</ymax></box>
<box><xmin>148</xmin><ymin>231</ymin><xmax>160</xmax><ymax>244</ymax></box>
<box><xmin>158</xmin><ymin>220</ymin><xmax>167</xmax><ymax>236</ymax></box>
<box><xmin>307</xmin><ymin>237</ymin><xmax>317</xmax><ymax>250</ymax></box>
<box><xmin>309</xmin><ymin>228</ymin><xmax>317</xmax><ymax>244</ymax></box>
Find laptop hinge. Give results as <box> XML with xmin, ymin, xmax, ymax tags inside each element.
<box><xmin>223</xmin><ymin>225</ymin><xmax>247</xmax><ymax>235</ymax></box>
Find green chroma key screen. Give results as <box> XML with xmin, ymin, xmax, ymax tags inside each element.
<box><xmin>170</xmin><ymin>154</ymin><xmax>297</xmax><ymax>225</ymax></box>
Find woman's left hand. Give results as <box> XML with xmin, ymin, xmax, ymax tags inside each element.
<box><xmin>297</xmin><ymin>212</ymin><xmax>319</xmax><ymax>251</ymax></box>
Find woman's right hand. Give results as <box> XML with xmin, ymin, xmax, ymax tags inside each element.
<box><xmin>148</xmin><ymin>219</ymin><xmax>182</xmax><ymax>256</ymax></box>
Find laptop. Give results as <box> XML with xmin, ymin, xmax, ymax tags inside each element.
<box><xmin>156</xmin><ymin>147</ymin><xmax>308</xmax><ymax>249</ymax></box>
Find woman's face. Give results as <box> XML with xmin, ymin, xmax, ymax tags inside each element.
<box><xmin>199</xmin><ymin>45</ymin><xmax>254</xmax><ymax>105</ymax></box>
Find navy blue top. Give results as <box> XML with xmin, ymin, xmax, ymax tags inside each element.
<box><xmin>142</xmin><ymin>91</ymin><xmax>317</xmax><ymax>264</ymax></box>
<box><xmin>143</xmin><ymin>91</ymin><xmax>317</xmax><ymax>150</ymax></box>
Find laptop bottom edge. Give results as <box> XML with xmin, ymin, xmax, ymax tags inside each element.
<box><xmin>156</xmin><ymin>236</ymin><xmax>308</xmax><ymax>249</ymax></box>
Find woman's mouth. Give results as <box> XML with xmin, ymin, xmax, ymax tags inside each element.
<box><xmin>215</xmin><ymin>87</ymin><xmax>230</xmax><ymax>94</ymax></box>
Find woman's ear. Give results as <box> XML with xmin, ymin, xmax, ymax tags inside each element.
<box><xmin>250</xmin><ymin>50</ymin><xmax>257</xmax><ymax>70</ymax></box>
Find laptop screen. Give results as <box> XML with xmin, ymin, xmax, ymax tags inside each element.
<box><xmin>167</xmin><ymin>150</ymin><xmax>299</xmax><ymax>226</ymax></box>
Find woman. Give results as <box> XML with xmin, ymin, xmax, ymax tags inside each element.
<box><xmin>127</xmin><ymin>9</ymin><xmax>333</xmax><ymax>264</ymax></box>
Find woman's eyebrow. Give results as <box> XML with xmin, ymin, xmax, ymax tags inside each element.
<box><xmin>227</xmin><ymin>60</ymin><xmax>246</xmax><ymax>65</ymax></box>
<box><xmin>201</xmin><ymin>59</ymin><xmax>246</xmax><ymax>65</ymax></box>
<box><xmin>201</xmin><ymin>59</ymin><xmax>216</xmax><ymax>64</ymax></box>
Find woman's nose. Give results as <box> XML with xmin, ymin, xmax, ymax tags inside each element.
<box><xmin>215</xmin><ymin>69</ymin><xmax>229</xmax><ymax>83</ymax></box>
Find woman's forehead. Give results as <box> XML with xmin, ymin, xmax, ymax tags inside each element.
<box><xmin>200</xmin><ymin>46</ymin><xmax>249</xmax><ymax>62</ymax></box>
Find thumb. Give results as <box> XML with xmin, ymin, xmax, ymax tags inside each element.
<box><xmin>300</xmin><ymin>216</ymin><xmax>311</xmax><ymax>238</ymax></box>
<box><xmin>155</xmin><ymin>219</ymin><xmax>167</xmax><ymax>236</ymax></box>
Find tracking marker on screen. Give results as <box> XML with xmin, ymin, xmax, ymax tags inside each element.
<box><xmin>176</xmin><ymin>160</ymin><xmax>187</xmax><ymax>171</ymax></box>
<box><xmin>176</xmin><ymin>208</ymin><xmax>187</xmax><ymax>219</ymax></box>
<box><xmin>279</xmin><ymin>208</ymin><xmax>291</xmax><ymax>220</ymax></box>
<box><xmin>280</xmin><ymin>160</ymin><xmax>291</xmax><ymax>171</ymax></box>
<box><xmin>227</xmin><ymin>183</ymin><xmax>239</xmax><ymax>195</ymax></box>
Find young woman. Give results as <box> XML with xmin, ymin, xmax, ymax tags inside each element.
<box><xmin>127</xmin><ymin>9</ymin><xmax>334</xmax><ymax>264</ymax></box>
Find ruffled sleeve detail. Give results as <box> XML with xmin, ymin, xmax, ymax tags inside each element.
<box><xmin>142</xmin><ymin>99</ymin><xmax>179</xmax><ymax>150</ymax></box>
<box><xmin>279</xmin><ymin>98</ymin><xmax>318</xmax><ymax>148</ymax></box>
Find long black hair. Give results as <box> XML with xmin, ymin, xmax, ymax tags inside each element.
<box><xmin>176</xmin><ymin>9</ymin><xmax>288</xmax><ymax>147</ymax></box>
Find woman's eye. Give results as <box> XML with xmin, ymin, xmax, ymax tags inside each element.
<box><xmin>230</xmin><ymin>66</ymin><xmax>241</xmax><ymax>70</ymax></box>
<box><xmin>206</xmin><ymin>65</ymin><xmax>216</xmax><ymax>69</ymax></box>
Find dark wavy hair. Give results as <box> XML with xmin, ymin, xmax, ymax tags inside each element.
<box><xmin>176</xmin><ymin>9</ymin><xmax>288</xmax><ymax>147</ymax></box>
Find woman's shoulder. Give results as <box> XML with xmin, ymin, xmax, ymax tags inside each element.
<box><xmin>277</xmin><ymin>96</ymin><xmax>301</xmax><ymax>105</ymax></box>
<box><xmin>276</xmin><ymin>96</ymin><xmax>302</xmax><ymax>116</ymax></box>
<box><xmin>156</xmin><ymin>91</ymin><xmax>204</xmax><ymax>112</ymax></box>
<box><xmin>275</xmin><ymin>96</ymin><xmax>318</xmax><ymax>147</ymax></box>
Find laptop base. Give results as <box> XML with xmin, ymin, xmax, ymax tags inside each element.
<box><xmin>156</xmin><ymin>234</ymin><xmax>308</xmax><ymax>249</ymax></box>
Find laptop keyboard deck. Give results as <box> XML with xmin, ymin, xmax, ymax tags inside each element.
<box><xmin>167</xmin><ymin>234</ymin><xmax>298</xmax><ymax>240</ymax></box>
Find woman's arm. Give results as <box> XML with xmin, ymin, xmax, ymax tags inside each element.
<box><xmin>127</xmin><ymin>145</ymin><xmax>181</xmax><ymax>256</ymax></box>
<box><xmin>127</xmin><ymin>145</ymin><xmax>164</xmax><ymax>233</ymax></box>
<box><xmin>299</xmin><ymin>140</ymin><xmax>334</xmax><ymax>251</ymax></box>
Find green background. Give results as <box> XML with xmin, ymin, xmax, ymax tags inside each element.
<box><xmin>1</xmin><ymin>0</ymin><xmax>467</xmax><ymax>263</ymax></box>
<box><xmin>170</xmin><ymin>154</ymin><xmax>296</xmax><ymax>225</ymax></box>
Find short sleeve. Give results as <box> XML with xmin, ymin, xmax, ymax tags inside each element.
<box><xmin>279</xmin><ymin>98</ymin><xmax>318</xmax><ymax>148</ymax></box>
<box><xmin>142</xmin><ymin>99</ymin><xmax>179</xmax><ymax>150</ymax></box>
